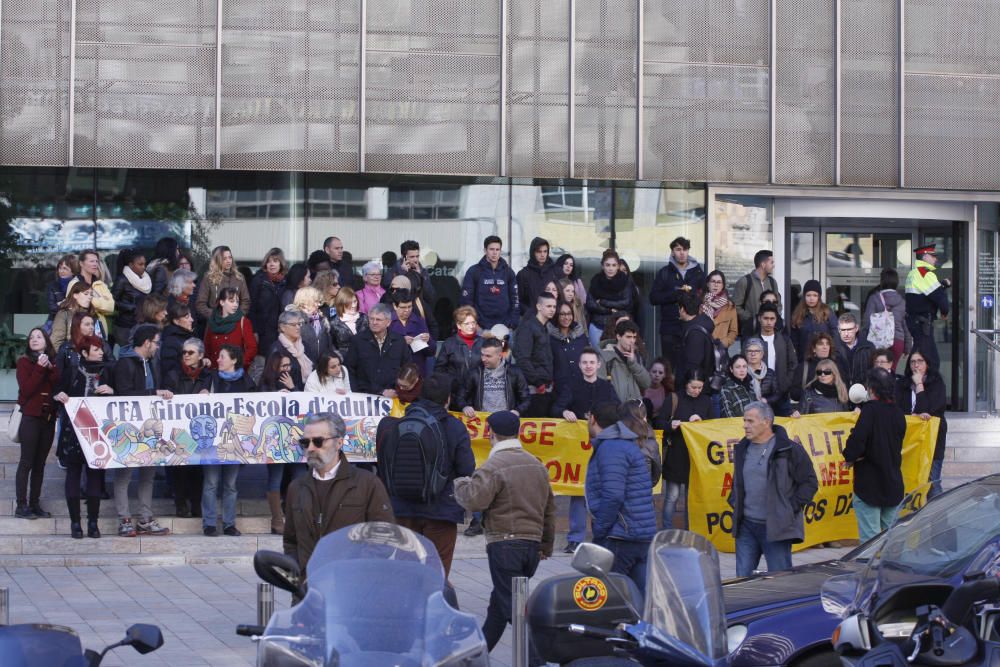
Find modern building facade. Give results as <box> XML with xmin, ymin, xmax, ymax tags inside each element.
<box><xmin>1</xmin><ymin>0</ymin><xmax>998</xmax><ymax>410</ymax></box>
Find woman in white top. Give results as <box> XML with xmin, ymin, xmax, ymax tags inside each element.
<box><xmin>304</xmin><ymin>350</ymin><xmax>350</xmax><ymax>395</ymax></box>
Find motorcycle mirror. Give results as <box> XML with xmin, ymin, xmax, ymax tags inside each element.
<box><xmin>571</xmin><ymin>543</ymin><xmax>615</xmax><ymax>578</ymax></box>
<box><xmin>253</xmin><ymin>550</ymin><xmax>305</xmax><ymax>598</ymax></box>
<box><xmin>124</xmin><ymin>624</ymin><xmax>163</xmax><ymax>655</ymax></box>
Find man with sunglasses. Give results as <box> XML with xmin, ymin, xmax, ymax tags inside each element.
<box><xmin>283</xmin><ymin>412</ymin><xmax>394</xmax><ymax>574</ymax></box>
<box><xmin>904</xmin><ymin>243</ymin><xmax>950</xmax><ymax>368</ymax></box>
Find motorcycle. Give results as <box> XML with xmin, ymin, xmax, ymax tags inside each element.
<box><xmin>824</xmin><ymin>483</ymin><xmax>1000</xmax><ymax>666</ymax></box>
<box><xmin>531</xmin><ymin>529</ymin><xmax>734</xmax><ymax>666</ymax></box>
<box><xmin>0</xmin><ymin>621</ymin><xmax>163</xmax><ymax>666</ymax></box>
<box><xmin>236</xmin><ymin>521</ymin><xmax>489</xmax><ymax>666</ymax></box>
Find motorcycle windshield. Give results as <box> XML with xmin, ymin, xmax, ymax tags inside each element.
<box><xmin>644</xmin><ymin>530</ymin><xmax>728</xmax><ymax>662</ymax></box>
<box><xmin>0</xmin><ymin>624</ymin><xmax>86</xmax><ymax>667</ymax></box>
<box><xmin>823</xmin><ymin>479</ymin><xmax>1000</xmax><ymax>618</ymax></box>
<box><xmin>259</xmin><ymin>522</ymin><xmax>485</xmax><ymax>667</ymax></box>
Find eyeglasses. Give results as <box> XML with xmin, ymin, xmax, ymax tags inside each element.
<box><xmin>182</xmin><ymin>350</ymin><xmax>198</xmax><ymax>356</ymax></box>
<box><xmin>297</xmin><ymin>436</ymin><xmax>337</xmax><ymax>449</ymax></box>
<box><xmin>816</xmin><ymin>369</ymin><xmax>834</xmax><ymax>376</ymax></box>
<box><xmin>282</xmin><ymin>321</ymin><xmax>303</xmax><ymax>327</ymax></box>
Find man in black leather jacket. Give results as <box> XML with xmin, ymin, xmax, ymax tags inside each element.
<box><xmin>457</xmin><ymin>338</ymin><xmax>531</xmax><ymax>417</ymax></box>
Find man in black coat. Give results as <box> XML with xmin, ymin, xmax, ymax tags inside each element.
<box><xmin>515</xmin><ymin>236</ymin><xmax>556</xmax><ymax>316</ymax></box>
<box><xmin>323</xmin><ymin>236</ymin><xmax>356</xmax><ymax>289</ymax></box>
<box><xmin>751</xmin><ymin>303</ymin><xmax>798</xmax><ymax>416</ymax></box>
<box><xmin>381</xmin><ymin>239</ymin><xmax>437</xmax><ymax>305</ymax></box>
<box><xmin>458</xmin><ymin>338</ymin><xmax>531</xmax><ymax>416</ymax></box>
<box><xmin>677</xmin><ymin>291</ymin><xmax>717</xmax><ymax>382</ymax></box>
<box><xmin>512</xmin><ymin>293</ymin><xmax>557</xmax><ymax>417</ymax></box>
<box><xmin>552</xmin><ymin>348</ymin><xmax>619</xmax><ymax>423</ymax></box>
<box><xmin>835</xmin><ymin>312</ymin><xmax>875</xmax><ymax>391</ymax></box>
<box><xmin>111</xmin><ymin>324</ymin><xmax>172</xmax><ymax>537</ymax></box>
<box><xmin>648</xmin><ymin>237</ymin><xmax>706</xmax><ymax>372</ymax></box>
<box><xmin>345</xmin><ymin>303</ymin><xmax>412</xmax><ymax>397</ymax></box>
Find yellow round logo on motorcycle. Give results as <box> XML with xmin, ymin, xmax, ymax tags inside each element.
<box><xmin>573</xmin><ymin>577</ymin><xmax>609</xmax><ymax>611</ymax></box>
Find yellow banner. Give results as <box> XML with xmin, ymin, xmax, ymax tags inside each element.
<box><xmin>682</xmin><ymin>413</ymin><xmax>938</xmax><ymax>552</ymax></box>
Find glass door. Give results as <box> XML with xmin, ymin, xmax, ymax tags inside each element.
<box><xmin>823</xmin><ymin>232</ymin><xmax>912</xmax><ymax>317</ymax></box>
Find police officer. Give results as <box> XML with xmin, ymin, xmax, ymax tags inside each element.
<box><xmin>904</xmin><ymin>243</ymin><xmax>950</xmax><ymax>368</ymax></box>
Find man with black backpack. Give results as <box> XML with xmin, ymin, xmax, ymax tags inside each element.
<box><xmin>376</xmin><ymin>373</ymin><xmax>475</xmax><ymax>577</ymax></box>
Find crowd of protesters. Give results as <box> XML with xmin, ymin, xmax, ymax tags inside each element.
<box><xmin>15</xmin><ymin>233</ymin><xmax>950</xmax><ymax>591</ymax></box>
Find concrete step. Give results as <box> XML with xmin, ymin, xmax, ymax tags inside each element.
<box><xmin>0</xmin><ymin>496</ymin><xmax>270</xmax><ymax>517</ymax></box>
<box><xmin>0</xmin><ymin>533</ymin><xmax>282</xmax><ymax>556</ymax></box>
<box><xmin>0</xmin><ymin>515</ymin><xmax>277</xmax><ymax>536</ymax></box>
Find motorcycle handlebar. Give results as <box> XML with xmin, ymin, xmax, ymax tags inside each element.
<box><xmin>941</xmin><ymin>578</ymin><xmax>1000</xmax><ymax>625</ymax></box>
<box><xmin>568</xmin><ymin>623</ymin><xmax>622</xmax><ymax>641</ymax></box>
<box><xmin>236</xmin><ymin>624</ymin><xmax>266</xmax><ymax>637</ymax></box>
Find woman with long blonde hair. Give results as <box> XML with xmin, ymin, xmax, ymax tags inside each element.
<box><xmin>194</xmin><ymin>245</ymin><xmax>250</xmax><ymax>322</ymax></box>
<box><xmin>795</xmin><ymin>358</ymin><xmax>848</xmax><ymax>415</ymax></box>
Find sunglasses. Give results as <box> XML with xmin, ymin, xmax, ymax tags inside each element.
<box><xmin>816</xmin><ymin>369</ymin><xmax>834</xmax><ymax>376</ymax></box>
<box><xmin>182</xmin><ymin>350</ymin><xmax>198</xmax><ymax>356</ymax></box>
<box><xmin>297</xmin><ymin>436</ymin><xmax>336</xmax><ymax>449</ymax></box>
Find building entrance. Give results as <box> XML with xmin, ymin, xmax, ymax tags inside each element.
<box><xmin>787</xmin><ymin>217</ymin><xmax>963</xmax><ymax>409</ymax></box>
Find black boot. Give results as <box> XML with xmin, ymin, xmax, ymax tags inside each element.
<box><xmin>86</xmin><ymin>497</ymin><xmax>101</xmax><ymax>538</ymax></box>
<box><xmin>68</xmin><ymin>498</ymin><xmax>83</xmax><ymax>539</ymax></box>
<box><xmin>14</xmin><ymin>503</ymin><xmax>35</xmax><ymax>520</ymax></box>
<box><xmin>29</xmin><ymin>503</ymin><xmax>51</xmax><ymax>519</ymax></box>
<box><xmin>175</xmin><ymin>498</ymin><xmax>191</xmax><ymax>518</ymax></box>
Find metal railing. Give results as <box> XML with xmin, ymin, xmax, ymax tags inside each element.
<box><xmin>972</xmin><ymin>329</ymin><xmax>1000</xmax><ymax>415</ymax></box>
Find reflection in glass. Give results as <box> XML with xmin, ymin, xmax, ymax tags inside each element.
<box><xmin>713</xmin><ymin>195</ymin><xmax>772</xmax><ymax>296</ymax></box>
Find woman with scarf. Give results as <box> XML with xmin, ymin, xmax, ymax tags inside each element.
<box><xmin>701</xmin><ymin>270</ymin><xmax>738</xmax><ymax>348</ymax></box>
<box><xmin>290</xmin><ymin>286</ymin><xmax>332</xmax><ymax>362</ymax></box>
<box><xmin>357</xmin><ymin>260</ymin><xmax>386</xmax><ymax>314</ymax></box>
<box><xmin>555</xmin><ymin>253</ymin><xmax>587</xmax><ymax>305</ymax></box>
<box><xmin>304</xmin><ymin>351</ymin><xmax>350</xmax><ymax>395</ymax></box>
<box><xmin>656</xmin><ymin>368</ymin><xmax>711</xmax><ymax>529</ymax></box>
<box><xmin>195</xmin><ymin>245</ymin><xmax>250</xmax><ymax>323</ymax></box>
<box><xmin>53</xmin><ymin>335</ymin><xmax>112</xmax><ymax>537</ymax></box>
<box><xmin>585</xmin><ymin>249</ymin><xmax>635</xmax><ymax>348</ymax></box>
<box><xmin>435</xmin><ymin>306</ymin><xmax>484</xmax><ymax>409</ymax></box>
<box><xmin>795</xmin><ymin>359</ymin><xmax>849</xmax><ymax>415</ymax></box>
<box><xmin>790</xmin><ymin>280</ymin><xmax>838</xmax><ymax>363</ymax></box>
<box><xmin>15</xmin><ymin>328</ymin><xmax>60</xmax><ymax>520</ymax></box>
<box><xmin>55</xmin><ymin>312</ymin><xmax>113</xmax><ymax>380</ymax></box>
<box><xmin>67</xmin><ymin>250</ymin><xmax>115</xmax><ymax>335</ymax></box>
<box><xmin>112</xmin><ymin>249</ymin><xmax>153</xmax><ymax>346</ymax></box>
<box><xmin>163</xmin><ymin>338</ymin><xmax>211</xmax><ymax>519</ymax></box>
<box><xmin>549</xmin><ymin>300</ymin><xmax>588</xmax><ymax>385</ymax></box>
<box><xmin>271</xmin><ymin>310</ymin><xmax>313</xmax><ymax>389</ymax></box>
<box><xmin>46</xmin><ymin>254</ymin><xmax>79</xmax><ymax>321</ymax></box>
<box><xmin>249</xmin><ymin>248</ymin><xmax>287</xmax><ymax>359</ymax></box>
<box><xmin>328</xmin><ymin>286</ymin><xmax>368</xmax><ymax>357</ymax></box>
<box><xmin>792</xmin><ymin>332</ymin><xmax>837</xmax><ymax>402</ymax></box>
<box><xmin>741</xmin><ymin>338</ymin><xmax>779</xmax><ymax>405</ymax></box>
<box><xmin>51</xmin><ymin>282</ymin><xmax>104</xmax><ymax>351</ymax></box>
<box><xmin>720</xmin><ymin>354</ymin><xmax>755</xmax><ymax>417</ymax></box>
<box><xmin>204</xmin><ymin>288</ymin><xmax>257</xmax><ymax>370</ymax></box>
<box><xmin>394</xmin><ymin>362</ymin><xmax>424</xmax><ymax>403</ymax></box>
<box><xmin>167</xmin><ymin>269</ymin><xmax>197</xmax><ymax>311</ymax></box>
<box><xmin>203</xmin><ymin>344</ymin><xmax>255</xmax><ymax>537</ymax></box>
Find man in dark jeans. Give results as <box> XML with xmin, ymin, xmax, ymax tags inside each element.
<box><xmin>454</xmin><ymin>411</ymin><xmax>555</xmax><ymax>665</ymax></box>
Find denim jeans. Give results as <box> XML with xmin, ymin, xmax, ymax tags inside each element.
<box><xmin>853</xmin><ymin>496</ymin><xmax>898</xmax><ymax>543</ymax></box>
<box><xmin>482</xmin><ymin>540</ymin><xmax>544</xmax><ymax>666</ymax></box>
<box><xmin>601</xmin><ymin>538</ymin><xmax>650</xmax><ymax>593</ymax></box>
<box><xmin>928</xmin><ymin>459</ymin><xmax>944</xmax><ymax>500</ymax></box>
<box><xmin>113</xmin><ymin>467</ymin><xmax>155</xmax><ymax>521</ymax></box>
<box><xmin>662</xmin><ymin>482</ymin><xmax>688</xmax><ymax>530</ymax></box>
<box><xmin>567</xmin><ymin>496</ymin><xmax>588</xmax><ymax>542</ymax></box>
<box><xmin>202</xmin><ymin>464</ymin><xmax>240</xmax><ymax>529</ymax></box>
<box><xmin>266</xmin><ymin>463</ymin><xmax>307</xmax><ymax>492</ymax></box>
<box><xmin>735</xmin><ymin>519</ymin><xmax>793</xmax><ymax>577</ymax></box>
<box><xmin>588</xmin><ymin>323</ymin><xmax>604</xmax><ymax>349</ymax></box>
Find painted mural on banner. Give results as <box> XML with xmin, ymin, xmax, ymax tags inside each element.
<box><xmin>681</xmin><ymin>413</ymin><xmax>938</xmax><ymax>552</ymax></box>
<box><xmin>64</xmin><ymin>392</ymin><xmax>393</xmax><ymax>469</ymax></box>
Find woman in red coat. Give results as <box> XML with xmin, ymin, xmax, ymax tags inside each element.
<box><xmin>15</xmin><ymin>328</ymin><xmax>61</xmax><ymax>519</ymax></box>
<box><xmin>204</xmin><ymin>287</ymin><xmax>257</xmax><ymax>369</ymax></box>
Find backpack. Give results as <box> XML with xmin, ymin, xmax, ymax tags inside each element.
<box><xmin>867</xmin><ymin>291</ymin><xmax>895</xmax><ymax>348</ymax></box>
<box><xmin>685</xmin><ymin>324</ymin><xmax>730</xmax><ymax>392</ymax></box>
<box><xmin>379</xmin><ymin>404</ymin><xmax>451</xmax><ymax>504</ymax></box>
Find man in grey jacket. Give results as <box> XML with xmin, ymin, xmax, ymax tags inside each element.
<box><xmin>455</xmin><ymin>411</ymin><xmax>555</xmax><ymax>665</ymax></box>
<box><xmin>598</xmin><ymin>319</ymin><xmax>651</xmax><ymax>403</ymax></box>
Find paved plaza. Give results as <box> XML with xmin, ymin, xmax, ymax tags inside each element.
<box><xmin>0</xmin><ymin>539</ymin><xmax>848</xmax><ymax>666</ymax></box>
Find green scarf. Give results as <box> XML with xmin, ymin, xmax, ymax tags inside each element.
<box><xmin>208</xmin><ymin>309</ymin><xmax>242</xmax><ymax>334</ymax></box>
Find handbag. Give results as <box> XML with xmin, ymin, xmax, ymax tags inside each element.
<box><xmin>867</xmin><ymin>291</ymin><xmax>896</xmax><ymax>348</ymax></box>
<box><xmin>7</xmin><ymin>404</ymin><xmax>22</xmax><ymax>443</ymax></box>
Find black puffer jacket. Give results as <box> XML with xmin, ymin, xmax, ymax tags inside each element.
<box><xmin>586</xmin><ymin>271</ymin><xmax>635</xmax><ymax>332</ymax></box>
<box><xmin>249</xmin><ymin>271</ymin><xmax>286</xmax><ymax>356</ymax></box>
<box><xmin>435</xmin><ymin>334</ymin><xmax>485</xmax><ymax>398</ymax></box>
<box><xmin>111</xmin><ymin>276</ymin><xmax>150</xmax><ymax>344</ymax></box>
<box><xmin>548</xmin><ymin>322</ymin><xmax>588</xmax><ymax>385</ymax></box>
<box><xmin>515</xmin><ymin>237</ymin><xmax>556</xmax><ymax>316</ymax></box>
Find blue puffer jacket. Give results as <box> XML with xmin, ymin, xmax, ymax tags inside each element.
<box><xmin>585</xmin><ymin>422</ymin><xmax>657</xmax><ymax>543</ymax></box>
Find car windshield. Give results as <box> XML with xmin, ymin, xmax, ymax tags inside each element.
<box><xmin>0</xmin><ymin>624</ymin><xmax>86</xmax><ymax>667</ymax></box>
<box><xmin>259</xmin><ymin>522</ymin><xmax>485</xmax><ymax>667</ymax></box>
<box><xmin>878</xmin><ymin>481</ymin><xmax>1000</xmax><ymax>578</ymax></box>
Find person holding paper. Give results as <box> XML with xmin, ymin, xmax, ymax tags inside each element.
<box><xmin>389</xmin><ymin>290</ymin><xmax>436</xmax><ymax>376</ymax></box>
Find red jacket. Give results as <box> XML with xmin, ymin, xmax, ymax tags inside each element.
<box><xmin>16</xmin><ymin>356</ymin><xmax>60</xmax><ymax>418</ymax></box>
<box><xmin>204</xmin><ymin>316</ymin><xmax>258</xmax><ymax>369</ymax></box>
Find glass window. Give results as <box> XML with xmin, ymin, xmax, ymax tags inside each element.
<box><xmin>713</xmin><ymin>194</ymin><xmax>773</xmax><ymax>296</ymax></box>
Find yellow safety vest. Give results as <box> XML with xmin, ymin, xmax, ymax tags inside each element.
<box><xmin>905</xmin><ymin>259</ymin><xmax>942</xmax><ymax>296</ymax></box>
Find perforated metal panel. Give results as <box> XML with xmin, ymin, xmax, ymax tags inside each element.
<box><xmin>644</xmin><ymin>63</ymin><xmax>769</xmax><ymax>182</ymax></box>
<box><xmin>506</xmin><ymin>0</ymin><xmax>570</xmax><ymax>177</ymax></box>
<box><xmin>73</xmin><ymin>43</ymin><xmax>216</xmax><ymax>169</ymax></box>
<box><xmin>221</xmin><ymin>2</ymin><xmax>360</xmax><ymax>172</ymax></box>
<box><xmin>644</xmin><ymin>0</ymin><xmax>768</xmax><ymax>66</ymax></box>
<box><xmin>906</xmin><ymin>0</ymin><xmax>1000</xmax><ymax>76</ymax></box>
<box><xmin>774</xmin><ymin>0</ymin><xmax>834</xmax><ymax>185</ymax></box>
<box><xmin>0</xmin><ymin>0</ymin><xmax>71</xmax><ymax>166</ymax></box>
<box><xmin>76</xmin><ymin>0</ymin><xmax>216</xmax><ymax>46</ymax></box>
<box><xmin>905</xmin><ymin>73</ymin><xmax>1000</xmax><ymax>190</ymax></box>
<box><xmin>364</xmin><ymin>0</ymin><xmax>501</xmax><ymax>176</ymax></box>
<box><xmin>841</xmin><ymin>0</ymin><xmax>898</xmax><ymax>187</ymax></box>
<box><xmin>574</xmin><ymin>0</ymin><xmax>636</xmax><ymax>179</ymax></box>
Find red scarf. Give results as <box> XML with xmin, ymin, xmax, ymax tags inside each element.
<box><xmin>458</xmin><ymin>330</ymin><xmax>478</xmax><ymax>349</ymax></box>
<box><xmin>268</xmin><ymin>272</ymin><xmax>285</xmax><ymax>284</ymax></box>
<box><xmin>181</xmin><ymin>363</ymin><xmax>202</xmax><ymax>380</ymax></box>
<box><xmin>176</xmin><ymin>293</ymin><xmax>190</xmax><ymax>305</ymax></box>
